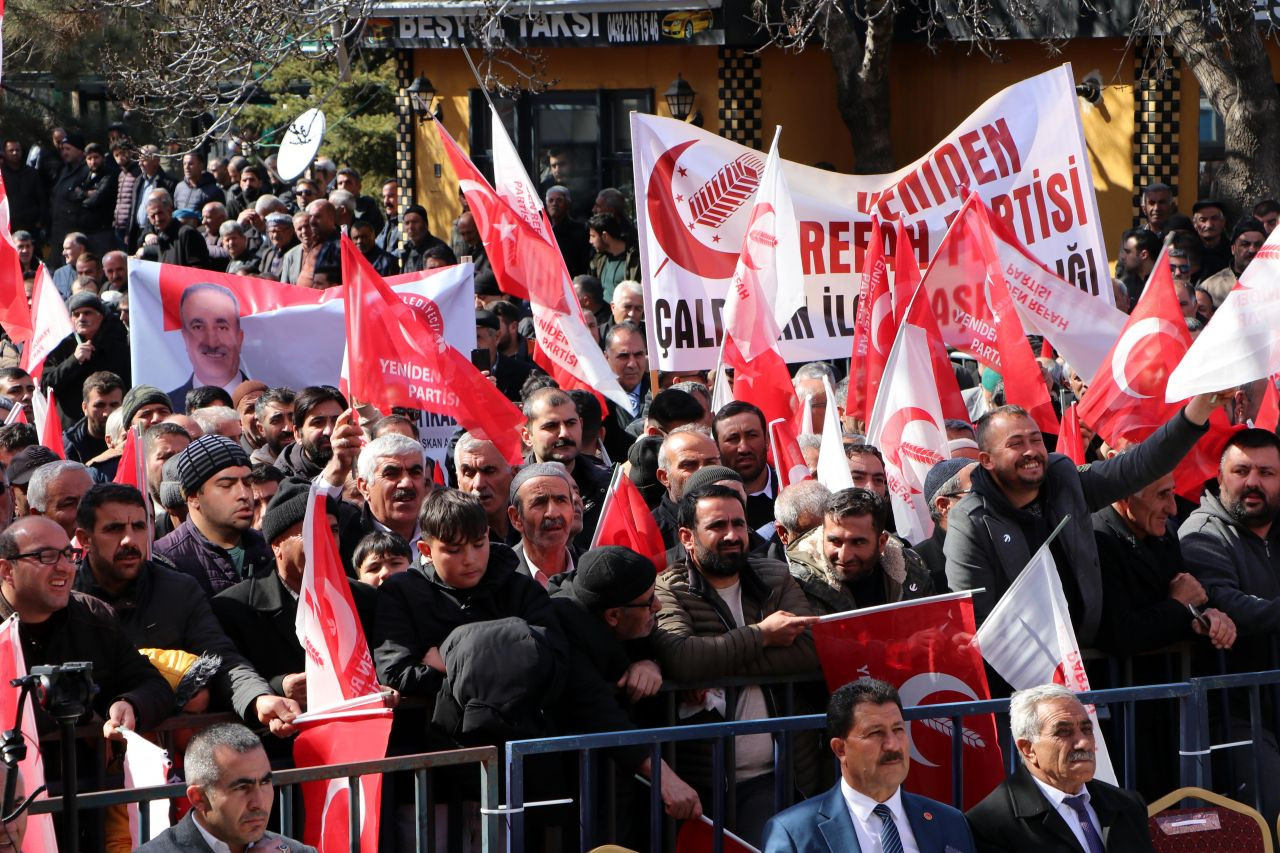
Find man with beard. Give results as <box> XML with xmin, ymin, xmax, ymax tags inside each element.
<box><xmin>454</xmin><ymin>432</ymin><xmax>517</xmax><ymax>545</ymax></box>
<box><xmin>653</xmin><ymin>483</ymin><xmax>819</xmax><ymax>847</ymax></box>
<box><xmin>1181</xmin><ymin>428</ymin><xmax>1280</xmax><ymax>820</ymax></box>
<box><xmin>713</xmin><ymin>401</ymin><xmax>780</xmax><ymax>538</ymax></box>
<box><xmin>1199</xmin><ymin>216</ymin><xmax>1266</xmax><ymax>308</ymax></box>
<box><xmin>521</xmin><ymin>387</ymin><xmax>612</xmax><ymax>550</ymax></box>
<box><xmin>155</xmin><ymin>435</ymin><xmax>274</xmax><ymax>597</ymax></box>
<box><xmin>224</xmin><ymin>164</ymin><xmax>268</xmax><ymax>219</ymax></box>
<box><xmin>967</xmin><ymin>684</ymin><xmax>1154</xmax><ymax>852</ymax></box>
<box><xmin>72</xmin><ymin>484</ymin><xmax>300</xmax><ymax>733</ymax></box>
<box><xmin>945</xmin><ymin>392</ymin><xmax>1223</xmax><ymax>646</ymax></box>
<box><xmin>144</xmin><ymin>422</ymin><xmax>191</xmax><ymax>537</ymax></box>
<box><xmin>509</xmin><ymin>463</ymin><xmax>576</xmax><ymax>587</ymax></box>
<box><xmin>250</xmin><ymin>386</ymin><xmax>295</xmax><ymax>465</ymax></box>
<box><xmin>63</xmin><ymin>371</ymin><xmax>124</xmax><ymax>464</ymax></box>
<box><xmin>273</xmin><ymin>386</ymin><xmax>344</xmax><ymax>479</ymax></box>
<box><xmin>168</xmin><ymin>283</ymin><xmax>249</xmax><ymax>411</ymax></box>
<box><xmin>786</xmin><ymin>488</ymin><xmax>932</xmax><ymax>616</ymax></box>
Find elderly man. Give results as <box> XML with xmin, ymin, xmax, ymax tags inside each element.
<box><xmin>521</xmin><ymin>387</ymin><xmax>612</xmax><ymax>549</ymax></box>
<box><xmin>257</xmin><ymin>211</ymin><xmax>298</xmax><ymax>281</ymax></box>
<box><xmin>326</xmin><ymin>430</ymin><xmax>429</xmax><ymax>555</ymax></box>
<box><xmin>946</xmin><ymin>393</ymin><xmax>1221</xmax><ymax>645</ymax></box>
<box><xmin>42</xmin><ymin>292</ymin><xmax>132</xmax><ymax>423</ymax></box>
<box><xmin>603</xmin><ymin>280</ymin><xmax>646</xmax><ymax>343</ymax></box>
<box><xmin>155</xmin><ymin>434</ymin><xmax>274</xmax><ymax>597</ymax></box>
<box><xmin>128</xmin><ymin>144</ymin><xmax>175</xmax><ymax>251</ymax></box>
<box><xmin>168</xmin><ymin>283</ymin><xmax>249</xmax><ymax>411</ymax></box>
<box><xmin>452</xmin><ymin>211</ymin><xmax>491</xmax><ymax>278</ymax></box>
<box><xmin>914</xmin><ymin>458</ymin><xmax>977</xmax><ymax>593</ymax></box>
<box><xmin>773</xmin><ymin>479</ymin><xmax>830</xmax><ymax>559</ymax></box>
<box><xmin>73</xmin><ymin>483</ymin><xmax>300</xmax><ymax>734</ymax></box>
<box><xmin>27</xmin><ymin>460</ymin><xmax>94</xmax><ymax>539</ymax></box>
<box><xmin>508</xmin><ymin>462</ymin><xmax>576</xmax><ymax>587</ymax></box>
<box><xmin>787</xmin><ymin>488</ymin><xmax>932</xmax><ymax>616</ymax></box>
<box><xmin>136</xmin><ymin>724</ymin><xmax>315</xmax><ymax>853</ymax></box>
<box><xmin>143</xmin><ymin>422</ymin><xmax>191</xmax><ymax>536</ymax></box>
<box><xmin>101</xmin><ymin>249</ymin><xmax>129</xmax><ymax>292</ymax></box>
<box><xmin>398</xmin><ymin>205</ymin><xmax>449</xmax><ymax>273</ymax></box>
<box><xmin>455</xmin><ymin>432</ymin><xmax>517</xmax><ymax>545</ymax></box>
<box><xmin>967</xmin><ymin>684</ymin><xmax>1154</xmax><ymax>852</ymax></box>
<box><xmin>793</xmin><ymin>362</ymin><xmax>836</xmax><ymax>429</ymax></box>
<box><xmin>764</xmin><ymin>678</ymin><xmax>975</xmax><ymax>853</ymax></box>
<box><xmin>600</xmin><ymin>321</ymin><xmax>650</xmax><ymax>457</ymax></box>
<box><xmin>136</xmin><ymin>188</ymin><xmax>211</xmax><ymax>268</ymax></box>
<box><xmin>652</xmin><ymin>425</ymin><xmax>721</xmax><ymax>548</ymax></box>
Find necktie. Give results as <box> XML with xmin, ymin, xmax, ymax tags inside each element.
<box><xmin>872</xmin><ymin>803</ymin><xmax>904</xmax><ymax>853</ymax></box>
<box><xmin>1063</xmin><ymin>794</ymin><xmax>1105</xmax><ymax>853</ymax></box>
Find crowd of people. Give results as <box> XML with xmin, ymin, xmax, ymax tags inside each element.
<box><xmin>0</xmin><ymin>124</ymin><xmax>1274</xmax><ymax>852</ymax></box>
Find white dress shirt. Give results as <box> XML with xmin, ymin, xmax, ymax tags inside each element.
<box><xmin>192</xmin><ymin>813</ymin><xmax>273</xmax><ymax>852</ymax></box>
<box><xmin>840</xmin><ymin>778</ymin><xmax>921</xmax><ymax>853</ymax></box>
<box><xmin>1030</xmin><ymin>773</ymin><xmax>1103</xmax><ymax>852</ymax></box>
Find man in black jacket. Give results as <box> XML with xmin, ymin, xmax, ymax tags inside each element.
<box><xmin>274</xmin><ymin>386</ymin><xmax>345</xmax><ymax>480</ymax></box>
<box><xmin>47</xmin><ymin>132</ymin><xmax>91</xmax><ymax>267</ymax></box>
<box><xmin>915</xmin><ymin>458</ymin><xmax>976</xmax><ymax>593</ymax></box>
<box><xmin>136</xmin><ymin>187</ymin><xmax>211</xmax><ymax>269</ymax></box>
<box><xmin>653</xmin><ymin>425</ymin><xmax>722</xmax><ymax>548</ymax></box>
<box><xmin>42</xmin><ymin>293</ymin><xmax>132</xmax><ymax>425</ymax></box>
<box><xmin>72</xmin><ymin>484</ymin><xmax>300</xmax><ymax>734</ymax></box>
<box><xmin>62</xmin><ymin>370</ymin><xmax>123</xmax><ymax>464</ymax></box>
<box><xmin>397</xmin><ymin>204</ymin><xmax>448</xmax><ymax>274</ymax></box>
<box><xmin>1</xmin><ymin>140</ymin><xmax>46</xmax><ymax>245</ymax></box>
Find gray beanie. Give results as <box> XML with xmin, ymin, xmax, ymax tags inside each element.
<box><xmin>121</xmin><ymin>385</ymin><xmax>173</xmax><ymax>430</ymax></box>
<box><xmin>508</xmin><ymin>461</ymin><xmax>573</xmax><ymax>506</ymax></box>
<box><xmin>176</xmin><ymin>434</ymin><xmax>250</xmax><ymax>498</ymax></box>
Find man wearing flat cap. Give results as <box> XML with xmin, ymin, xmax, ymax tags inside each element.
<box><xmin>548</xmin><ymin>545</ymin><xmax>703</xmax><ymax>836</ymax></box>
<box><xmin>154</xmin><ymin>434</ymin><xmax>275</xmax><ymax>597</ymax></box>
<box><xmin>256</xmin><ymin>211</ymin><xmax>298</xmax><ymax>281</ymax></box>
<box><xmin>41</xmin><ymin>290</ymin><xmax>132</xmax><ymax>424</ymax></box>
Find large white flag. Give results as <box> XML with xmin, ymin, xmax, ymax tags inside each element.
<box><xmin>815</xmin><ymin>374</ymin><xmax>854</xmax><ymax>492</ymax></box>
<box><xmin>121</xmin><ymin>727</ymin><xmax>172</xmax><ymax>845</ymax></box>
<box><xmin>0</xmin><ymin>615</ymin><xmax>59</xmax><ymax>852</ymax></box>
<box><xmin>20</xmin><ymin>264</ymin><xmax>72</xmax><ymax>380</ymax></box>
<box><xmin>1165</xmin><ymin>229</ymin><xmax>1280</xmax><ymax>400</ymax></box>
<box><xmin>973</xmin><ymin>533</ymin><xmax>1116</xmax><ymax>783</ymax></box>
<box><xmin>866</xmin><ymin>321</ymin><xmax>950</xmax><ymax>544</ymax></box>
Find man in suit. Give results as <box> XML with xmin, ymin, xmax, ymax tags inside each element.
<box><xmin>966</xmin><ymin>684</ymin><xmax>1154</xmax><ymax>852</ymax></box>
<box><xmin>168</xmin><ymin>282</ymin><xmax>249</xmax><ymax>413</ymax></box>
<box><xmin>135</xmin><ymin>722</ymin><xmax>316</xmax><ymax>852</ymax></box>
<box><xmin>763</xmin><ymin>677</ymin><xmax>975</xmax><ymax>853</ymax></box>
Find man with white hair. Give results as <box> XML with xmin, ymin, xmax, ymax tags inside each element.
<box><xmin>454</xmin><ymin>432</ymin><xmax>517</xmax><ymax>545</ymax></box>
<box><xmin>348</xmin><ymin>432</ymin><xmax>430</xmax><ymax>551</ymax></box>
<box><xmin>191</xmin><ymin>405</ymin><xmax>242</xmax><ymax>440</ymax></box>
<box><xmin>604</xmin><ymin>280</ymin><xmax>645</xmax><ymax>342</ymax></box>
<box><xmin>27</xmin><ymin>460</ymin><xmax>93</xmax><ymax>538</ymax></box>
<box><xmin>967</xmin><ymin>683</ymin><xmax>1154</xmax><ymax>852</ymax></box>
<box><xmin>546</xmin><ymin>184</ymin><xmax>591</xmax><ymax>276</ymax></box>
<box><xmin>793</xmin><ymin>362</ymin><xmax>836</xmax><ymax>429</ymax></box>
<box><xmin>136</xmin><ymin>187</ymin><xmax>211</xmax><ymax>268</ymax></box>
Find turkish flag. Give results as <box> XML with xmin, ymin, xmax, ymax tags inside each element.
<box><xmin>1058</xmin><ymin>402</ymin><xmax>1087</xmax><ymax>465</ymax></box>
<box><xmin>0</xmin><ymin>172</ymin><xmax>33</xmax><ymax>344</ymax></box>
<box><xmin>850</xmin><ymin>217</ymin><xmax>890</xmax><ymax>425</ymax></box>
<box><xmin>294</xmin><ymin>712</ymin><xmax>393</xmax><ymax>853</ymax></box>
<box><xmin>590</xmin><ymin>471</ymin><xmax>667</xmax><ymax>573</ymax></box>
<box><xmin>768</xmin><ymin>417</ymin><xmax>812</xmax><ymax>489</ymax></box>
<box><xmin>904</xmin><ymin>283</ymin><xmax>969</xmax><ymax>423</ymax></box>
<box><xmin>892</xmin><ymin>219</ymin><xmax>921</xmax><ymax>323</ymax></box>
<box><xmin>31</xmin><ymin>387</ymin><xmax>63</xmax><ymax>456</ymax></box>
<box><xmin>1256</xmin><ymin>375</ymin><xmax>1280</xmax><ymax>431</ymax></box>
<box><xmin>812</xmin><ymin>594</ymin><xmax>1003</xmax><ymax>809</ymax></box>
<box><xmin>20</xmin><ymin>263</ymin><xmax>71</xmax><ymax>381</ymax></box>
<box><xmin>722</xmin><ymin>333</ymin><xmax>797</xmax><ymax>426</ymax></box>
<box><xmin>342</xmin><ymin>236</ymin><xmax>524</xmax><ymax>465</ymax></box>
<box><xmin>114</xmin><ymin>426</ymin><xmax>156</xmax><ymax>543</ymax></box>
<box><xmin>983</xmin><ymin>264</ymin><xmax>1059</xmax><ymax>435</ymax></box>
<box><xmin>1173</xmin><ymin>408</ymin><xmax>1243</xmax><ymax>501</ymax></box>
<box><xmin>1078</xmin><ymin>250</ymin><xmax>1190</xmax><ymax>447</ymax></box>
<box><xmin>0</xmin><ymin>616</ymin><xmax>59</xmax><ymax>852</ymax></box>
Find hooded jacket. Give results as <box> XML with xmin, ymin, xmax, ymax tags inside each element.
<box><xmin>786</xmin><ymin>525</ymin><xmax>933</xmax><ymax>616</ymax></box>
<box><xmin>273</xmin><ymin>441</ymin><xmax>324</xmax><ymax>480</ymax></box>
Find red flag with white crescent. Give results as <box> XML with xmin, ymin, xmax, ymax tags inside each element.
<box><xmin>812</xmin><ymin>593</ymin><xmax>1004</xmax><ymax>810</ymax></box>
<box><xmin>850</xmin><ymin>217</ymin><xmax>889</xmax><ymax>425</ymax></box>
<box><xmin>0</xmin><ymin>615</ymin><xmax>60</xmax><ymax>852</ymax></box>
<box><xmin>294</xmin><ymin>713</ymin><xmax>392</xmax><ymax>853</ymax></box>
<box><xmin>20</xmin><ymin>263</ymin><xmax>72</xmax><ymax>381</ymax></box>
<box><xmin>590</xmin><ymin>470</ymin><xmax>667</xmax><ymax>573</ymax></box>
<box><xmin>892</xmin><ymin>219</ymin><xmax>921</xmax><ymax>323</ymax></box>
<box><xmin>768</xmin><ymin>418</ymin><xmax>812</xmax><ymax>490</ymax></box>
<box><xmin>1078</xmin><ymin>247</ymin><xmax>1190</xmax><ymax>447</ymax></box>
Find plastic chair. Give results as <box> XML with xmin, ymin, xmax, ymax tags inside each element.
<box><xmin>1147</xmin><ymin>786</ymin><xmax>1272</xmax><ymax>853</ymax></box>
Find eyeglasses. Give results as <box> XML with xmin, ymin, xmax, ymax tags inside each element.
<box><xmin>619</xmin><ymin>594</ymin><xmax>658</xmax><ymax>609</ymax></box>
<box><xmin>10</xmin><ymin>546</ymin><xmax>76</xmax><ymax>566</ymax></box>
<box><xmin>943</xmin><ymin>489</ymin><xmax>972</xmax><ymax>499</ymax></box>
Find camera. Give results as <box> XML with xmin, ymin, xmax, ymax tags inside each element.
<box><xmin>11</xmin><ymin>662</ymin><xmax>97</xmax><ymax>722</ymax></box>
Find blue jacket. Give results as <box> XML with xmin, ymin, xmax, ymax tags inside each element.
<box><xmin>763</xmin><ymin>782</ymin><xmax>975</xmax><ymax>853</ymax></box>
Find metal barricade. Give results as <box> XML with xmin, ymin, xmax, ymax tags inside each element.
<box><xmin>26</xmin><ymin>746</ymin><xmax>502</xmax><ymax>852</ymax></box>
<box><xmin>1185</xmin><ymin>668</ymin><xmax>1280</xmax><ymax>814</ymax></box>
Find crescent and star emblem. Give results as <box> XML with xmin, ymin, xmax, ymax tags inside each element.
<box><xmin>1109</xmin><ymin>316</ymin><xmax>1185</xmax><ymax>400</ymax></box>
<box><xmin>646</xmin><ymin>140</ymin><xmax>746</xmax><ymax>279</ymax></box>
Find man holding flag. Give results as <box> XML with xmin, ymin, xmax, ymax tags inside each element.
<box><xmin>945</xmin><ymin>392</ymin><xmax>1225</xmax><ymax>644</ymax></box>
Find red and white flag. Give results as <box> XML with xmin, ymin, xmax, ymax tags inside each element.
<box><xmin>0</xmin><ymin>171</ymin><xmax>32</xmax><ymax>345</ymax></box>
<box><xmin>20</xmin><ymin>264</ymin><xmax>72</xmax><ymax>381</ymax></box>
<box><xmin>114</xmin><ymin>426</ymin><xmax>155</xmax><ymax>542</ymax></box>
<box><xmin>1078</xmin><ymin>248</ymin><xmax>1190</xmax><ymax>447</ymax></box>
<box><xmin>434</xmin><ymin>112</ymin><xmax>629</xmax><ymax>412</ymax></box>
<box><xmin>342</xmin><ymin>236</ymin><xmax>525</xmax><ymax>465</ymax></box>
<box><xmin>812</xmin><ymin>593</ymin><xmax>1004</xmax><ymax>809</ymax></box>
<box><xmin>768</xmin><ymin>417</ymin><xmax>812</xmax><ymax>489</ymax></box>
<box><xmin>867</xmin><ymin>320</ymin><xmax>951</xmax><ymax>544</ymax></box>
<box><xmin>904</xmin><ymin>282</ymin><xmax>969</xmax><ymax>423</ymax></box>
<box><xmin>972</xmin><ymin>532</ymin><xmax>1116</xmax><ymax>783</ymax></box>
<box><xmin>590</xmin><ymin>468</ymin><xmax>667</xmax><ymax>573</ymax></box>
<box><xmin>1058</xmin><ymin>402</ymin><xmax>1087</xmax><ymax>465</ymax></box>
<box><xmin>3</xmin><ymin>401</ymin><xmax>23</xmax><ymax>424</ymax></box>
<box><xmin>891</xmin><ymin>219</ymin><xmax>921</xmax><ymax>322</ymax></box>
<box><xmin>849</xmin><ymin>217</ymin><xmax>891</xmax><ymax>425</ymax></box>
<box><xmin>30</xmin><ymin>387</ymin><xmax>64</xmax><ymax>457</ymax></box>
<box><xmin>815</xmin><ymin>374</ymin><xmax>854</xmax><ymax>492</ymax></box>
<box><xmin>121</xmin><ymin>727</ymin><xmax>172</xmax><ymax>846</ymax></box>
<box><xmin>294</xmin><ymin>483</ymin><xmax>391</xmax><ymax>852</ymax></box>
<box><xmin>1173</xmin><ymin>408</ymin><xmax>1243</xmax><ymax>501</ymax></box>
<box><xmin>0</xmin><ymin>614</ymin><xmax>59</xmax><ymax>852</ymax></box>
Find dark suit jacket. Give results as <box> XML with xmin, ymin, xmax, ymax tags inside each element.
<box><xmin>134</xmin><ymin>811</ymin><xmax>316</xmax><ymax>852</ymax></box>
<box><xmin>763</xmin><ymin>782</ymin><xmax>976</xmax><ymax>852</ymax></box>
<box><xmin>966</xmin><ymin>765</ymin><xmax>1154</xmax><ymax>853</ymax></box>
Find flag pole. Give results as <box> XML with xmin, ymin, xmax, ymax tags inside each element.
<box><xmin>816</xmin><ymin>588</ymin><xmax>986</xmax><ymax>623</ymax></box>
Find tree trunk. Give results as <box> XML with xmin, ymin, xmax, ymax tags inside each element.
<box><xmin>1158</xmin><ymin>0</ymin><xmax>1280</xmax><ymax>218</ymax></box>
<box><xmin>825</xmin><ymin>0</ymin><xmax>895</xmax><ymax>173</ymax></box>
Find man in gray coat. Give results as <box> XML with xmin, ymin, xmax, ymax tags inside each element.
<box><xmin>136</xmin><ymin>722</ymin><xmax>316</xmax><ymax>852</ymax></box>
<box><xmin>945</xmin><ymin>391</ymin><xmax>1222</xmax><ymax>645</ymax></box>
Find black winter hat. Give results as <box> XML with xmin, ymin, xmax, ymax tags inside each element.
<box><xmin>177</xmin><ymin>434</ymin><xmax>250</xmax><ymax>498</ymax></box>
<box><xmin>573</xmin><ymin>546</ymin><xmax>656</xmax><ymax>611</ymax></box>
<box><xmin>260</xmin><ymin>477</ymin><xmax>337</xmax><ymax>544</ymax></box>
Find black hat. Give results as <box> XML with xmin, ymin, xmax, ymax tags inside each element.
<box><xmin>176</xmin><ymin>434</ymin><xmax>250</xmax><ymax>498</ymax></box>
<box><xmin>120</xmin><ymin>385</ymin><xmax>172</xmax><ymax>430</ymax></box>
<box><xmin>62</xmin><ymin>132</ymin><xmax>86</xmax><ymax>152</ymax></box>
<box><xmin>66</xmin><ymin>292</ymin><xmax>106</xmax><ymax>317</ymax></box>
<box><xmin>1232</xmin><ymin>217</ymin><xmax>1267</xmax><ymax>242</ymax></box>
<box><xmin>627</xmin><ymin>435</ymin><xmax>662</xmax><ymax>491</ymax></box>
<box><xmin>402</xmin><ymin>204</ymin><xmax>428</xmax><ymax>221</ymax></box>
<box><xmin>474</xmin><ymin>269</ymin><xmax>501</xmax><ymax>297</ymax></box>
<box><xmin>261</xmin><ymin>477</ymin><xmax>336</xmax><ymax>544</ymax></box>
<box><xmin>1191</xmin><ymin>199</ymin><xmax>1225</xmax><ymax>215</ymax></box>
<box><xmin>923</xmin><ymin>458</ymin><xmax>974</xmax><ymax>505</ymax></box>
<box><xmin>683</xmin><ymin>465</ymin><xmax>743</xmax><ymax>496</ymax></box>
<box><xmin>6</xmin><ymin>446</ymin><xmax>60</xmax><ymax>486</ymax></box>
<box><xmin>573</xmin><ymin>546</ymin><xmax>656</xmax><ymax>610</ymax></box>
<box><xmin>475</xmin><ymin>309</ymin><xmax>500</xmax><ymax>331</ymax></box>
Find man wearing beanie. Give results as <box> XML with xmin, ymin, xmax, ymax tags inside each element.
<box><xmin>153</xmin><ymin>434</ymin><xmax>274</xmax><ymax>597</ymax></box>
<box><xmin>213</xmin><ymin>478</ymin><xmax>376</xmax><ymax>717</ymax></box>
<box><xmin>1200</xmin><ymin>215</ymin><xmax>1267</xmax><ymax>307</ymax></box>
<box><xmin>663</xmin><ymin>464</ymin><xmax>770</xmax><ymax>566</ymax></box>
<box><xmin>41</xmin><ymin>290</ymin><xmax>131</xmax><ymax>424</ymax></box>
<box><xmin>396</xmin><ymin>204</ymin><xmax>448</xmax><ymax>274</ymax></box>
<box><xmin>121</xmin><ymin>385</ymin><xmax>174</xmax><ymax>432</ymax></box>
<box><xmin>915</xmin><ymin>458</ymin><xmax>977</xmax><ymax>593</ymax></box>
<box><xmin>73</xmin><ymin>484</ymin><xmax>301</xmax><ymax>736</ymax></box>
<box><xmin>547</xmin><ymin>546</ymin><xmax>702</xmax><ymax>833</ymax></box>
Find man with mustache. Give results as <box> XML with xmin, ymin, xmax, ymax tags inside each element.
<box><xmin>653</xmin><ymin>482</ymin><xmax>819</xmax><ymax>846</ymax></box>
<box><xmin>155</xmin><ymin>435</ymin><xmax>275</xmax><ymax>597</ymax></box>
<box><xmin>135</xmin><ymin>723</ymin><xmax>315</xmax><ymax>853</ymax></box>
<box><xmin>321</xmin><ymin>431</ymin><xmax>430</xmax><ymax>564</ymax></box>
<box><xmin>73</xmin><ymin>484</ymin><xmax>300</xmax><ymax>735</ymax></box>
<box><xmin>273</xmin><ymin>385</ymin><xmax>345</xmax><ymax>480</ymax></box>
<box><xmin>508</xmin><ymin>462</ymin><xmax>576</xmax><ymax>587</ymax></box>
<box><xmin>967</xmin><ymin>684</ymin><xmax>1154</xmax><ymax>852</ymax></box>
<box><xmin>1180</xmin><ymin>428</ymin><xmax>1280</xmax><ymax>822</ymax></box>
<box><xmin>764</xmin><ymin>678</ymin><xmax>975</xmax><ymax>853</ymax></box>
<box><xmin>945</xmin><ymin>392</ymin><xmax>1224</xmax><ymax>646</ymax></box>
<box><xmin>42</xmin><ymin>291</ymin><xmax>132</xmax><ymax>425</ymax></box>
<box><xmin>521</xmin><ymin>387</ymin><xmax>612</xmax><ymax>550</ymax></box>
<box><xmin>455</xmin><ymin>432</ymin><xmax>517</xmax><ymax>545</ymax></box>
<box><xmin>169</xmin><ymin>283</ymin><xmax>249</xmax><ymax>413</ymax></box>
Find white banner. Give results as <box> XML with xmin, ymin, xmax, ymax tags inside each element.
<box><xmin>632</xmin><ymin>63</ymin><xmax>1112</xmax><ymax>370</ymax></box>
